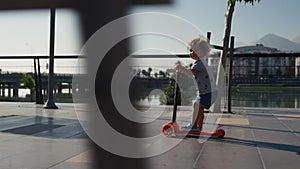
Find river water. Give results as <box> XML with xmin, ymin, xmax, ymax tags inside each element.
<box><xmin>137</xmin><ymin>87</ymin><xmax>300</xmax><ymax>109</ymax></box>
<box><xmin>231</xmin><ymin>87</ymin><xmax>300</xmax><ymax>108</ymax></box>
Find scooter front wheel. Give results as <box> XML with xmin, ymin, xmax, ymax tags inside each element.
<box><xmin>162</xmin><ymin>123</ymin><xmax>174</xmax><ymax>137</ymax></box>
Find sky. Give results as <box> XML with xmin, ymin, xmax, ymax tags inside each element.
<box><xmin>128</xmin><ymin>0</ymin><xmax>300</xmax><ymax>68</ymax></box>
<box><xmin>0</xmin><ymin>0</ymin><xmax>300</xmax><ymax>73</ymax></box>
<box><xmin>129</xmin><ymin>0</ymin><xmax>300</xmax><ymax>48</ymax></box>
<box><xmin>0</xmin><ymin>9</ymin><xmax>81</xmax><ymax>73</ymax></box>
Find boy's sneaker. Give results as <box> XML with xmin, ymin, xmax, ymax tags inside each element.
<box><xmin>181</xmin><ymin>123</ymin><xmax>201</xmax><ymax>131</ymax></box>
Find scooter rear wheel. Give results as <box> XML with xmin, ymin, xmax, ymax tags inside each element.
<box><xmin>217</xmin><ymin>128</ymin><xmax>225</xmax><ymax>138</ymax></box>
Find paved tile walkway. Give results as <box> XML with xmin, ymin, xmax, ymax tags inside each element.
<box><xmin>142</xmin><ymin>107</ymin><xmax>300</xmax><ymax>169</ymax></box>
<box><xmin>0</xmin><ymin>102</ymin><xmax>94</xmax><ymax>169</ymax></box>
<box><xmin>0</xmin><ymin>102</ymin><xmax>299</xmax><ymax>169</ymax></box>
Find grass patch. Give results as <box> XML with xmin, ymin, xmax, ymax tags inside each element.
<box><xmin>236</xmin><ymin>84</ymin><xmax>283</xmax><ymax>88</ymax></box>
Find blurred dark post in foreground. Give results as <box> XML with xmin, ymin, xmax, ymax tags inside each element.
<box><xmin>77</xmin><ymin>0</ymin><xmax>172</xmax><ymax>169</ymax></box>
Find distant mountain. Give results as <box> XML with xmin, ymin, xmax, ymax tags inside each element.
<box><xmin>251</xmin><ymin>33</ymin><xmax>300</xmax><ymax>52</ymax></box>
<box><xmin>235</xmin><ymin>41</ymin><xmax>247</xmax><ymax>47</ymax></box>
<box><xmin>292</xmin><ymin>34</ymin><xmax>300</xmax><ymax>44</ymax></box>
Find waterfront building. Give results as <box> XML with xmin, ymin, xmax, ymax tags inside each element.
<box><xmin>208</xmin><ymin>44</ymin><xmax>299</xmax><ymax>84</ymax></box>
<box><xmin>232</xmin><ymin>44</ymin><xmax>296</xmax><ymax>79</ymax></box>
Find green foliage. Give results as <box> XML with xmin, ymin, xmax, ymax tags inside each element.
<box><xmin>159</xmin><ymin>78</ymin><xmax>181</xmax><ymax>105</ymax></box>
<box><xmin>227</xmin><ymin>0</ymin><xmax>260</xmax><ymax>9</ymax></box>
<box><xmin>160</xmin><ymin>71</ymin><xmax>197</xmax><ymax>105</ymax></box>
<box><xmin>22</xmin><ymin>74</ymin><xmax>35</xmax><ymax>89</ymax></box>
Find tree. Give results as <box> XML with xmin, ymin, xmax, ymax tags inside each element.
<box><xmin>141</xmin><ymin>69</ymin><xmax>148</xmax><ymax>77</ymax></box>
<box><xmin>22</xmin><ymin>74</ymin><xmax>36</xmax><ymax>102</ymax></box>
<box><xmin>148</xmin><ymin>67</ymin><xmax>152</xmax><ymax>77</ymax></box>
<box><xmin>213</xmin><ymin>0</ymin><xmax>260</xmax><ymax>112</ymax></box>
<box><xmin>220</xmin><ymin>0</ymin><xmax>260</xmax><ymax>68</ymax></box>
<box><xmin>159</xmin><ymin>70</ymin><xmax>166</xmax><ymax>78</ymax></box>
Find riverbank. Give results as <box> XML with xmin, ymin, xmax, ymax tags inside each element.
<box><xmin>0</xmin><ymin>93</ymin><xmax>73</xmax><ymax>103</ymax></box>
<box><xmin>234</xmin><ymin>84</ymin><xmax>300</xmax><ymax>93</ymax></box>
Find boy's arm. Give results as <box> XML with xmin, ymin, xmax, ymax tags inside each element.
<box><xmin>175</xmin><ymin>64</ymin><xmax>197</xmax><ymax>78</ymax></box>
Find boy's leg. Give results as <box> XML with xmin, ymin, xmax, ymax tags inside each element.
<box><xmin>191</xmin><ymin>100</ymin><xmax>199</xmax><ymax>125</ymax></box>
<box><xmin>191</xmin><ymin>101</ymin><xmax>205</xmax><ymax>129</ymax></box>
<box><xmin>196</xmin><ymin>105</ymin><xmax>205</xmax><ymax>129</ymax></box>
<box><xmin>181</xmin><ymin>101</ymin><xmax>201</xmax><ymax>130</ymax></box>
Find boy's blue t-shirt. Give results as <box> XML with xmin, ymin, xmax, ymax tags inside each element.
<box><xmin>191</xmin><ymin>58</ymin><xmax>217</xmax><ymax>94</ymax></box>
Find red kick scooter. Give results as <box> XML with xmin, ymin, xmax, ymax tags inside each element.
<box><xmin>161</xmin><ymin>71</ymin><xmax>225</xmax><ymax>138</ymax></box>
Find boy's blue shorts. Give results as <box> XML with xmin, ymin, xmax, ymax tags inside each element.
<box><xmin>195</xmin><ymin>91</ymin><xmax>218</xmax><ymax>109</ymax></box>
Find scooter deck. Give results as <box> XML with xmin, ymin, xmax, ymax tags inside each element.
<box><xmin>162</xmin><ymin>122</ymin><xmax>225</xmax><ymax>138</ymax></box>
<box><xmin>176</xmin><ymin>129</ymin><xmax>225</xmax><ymax>138</ymax></box>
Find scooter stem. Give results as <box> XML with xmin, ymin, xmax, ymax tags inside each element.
<box><xmin>172</xmin><ymin>70</ymin><xmax>179</xmax><ymax>123</ymax></box>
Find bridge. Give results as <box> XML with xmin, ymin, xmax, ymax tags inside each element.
<box><xmin>0</xmin><ymin>72</ymin><xmax>73</xmax><ymax>101</ymax></box>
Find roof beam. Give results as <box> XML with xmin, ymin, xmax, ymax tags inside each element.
<box><xmin>131</xmin><ymin>0</ymin><xmax>172</xmax><ymax>4</ymax></box>
<box><xmin>0</xmin><ymin>0</ymin><xmax>172</xmax><ymax>10</ymax></box>
<box><xmin>0</xmin><ymin>0</ymin><xmax>79</xmax><ymax>10</ymax></box>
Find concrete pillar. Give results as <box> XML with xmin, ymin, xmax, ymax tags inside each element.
<box><xmin>13</xmin><ymin>83</ymin><xmax>19</xmax><ymax>100</ymax></box>
<box><xmin>68</xmin><ymin>83</ymin><xmax>71</xmax><ymax>94</ymax></box>
<box><xmin>8</xmin><ymin>84</ymin><xmax>11</xmax><ymax>98</ymax></box>
<box><xmin>2</xmin><ymin>84</ymin><xmax>5</xmax><ymax>97</ymax></box>
<box><xmin>58</xmin><ymin>83</ymin><xmax>62</xmax><ymax>94</ymax></box>
<box><xmin>0</xmin><ymin>83</ymin><xmax>2</xmax><ymax>97</ymax></box>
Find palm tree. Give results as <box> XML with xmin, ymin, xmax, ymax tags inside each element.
<box><xmin>159</xmin><ymin>70</ymin><xmax>166</xmax><ymax>78</ymax></box>
<box><xmin>148</xmin><ymin>67</ymin><xmax>153</xmax><ymax>77</ymax></box>
<box><xmin>141</xmin><ymin>69</ymin><xmax>147</xmax><ymax>77</ymax></box>
<box><xmin>213</xmin><ymin>0</ymin><xmax>260</xmax><ymax>112</ymax></box>
<box><xmin>220</xmin><ymin>0</ymin><xmax>260</xmax><ymax>68</ymax></box>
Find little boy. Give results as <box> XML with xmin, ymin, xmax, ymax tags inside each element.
<box><xmin>175</xmin><ymin>36</ymin><xmax>217</xmax><ymax>130</ymax></box>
